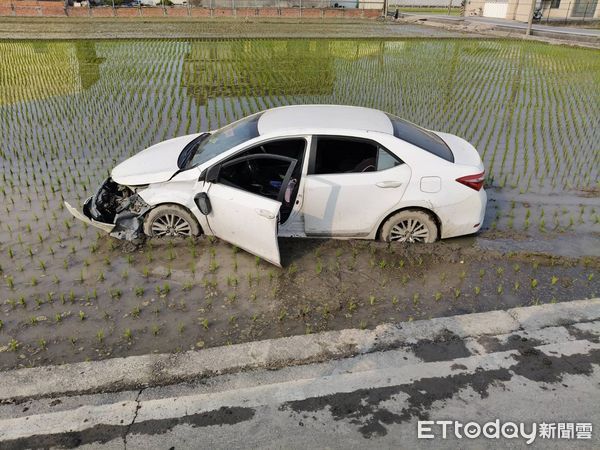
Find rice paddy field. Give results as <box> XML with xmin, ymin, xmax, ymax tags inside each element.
<box><xmin>0</xmin><ymin>38</ymin><xmax>599</xmax><ymax>369</ymax></box>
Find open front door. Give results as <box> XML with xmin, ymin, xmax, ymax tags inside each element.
<box><xmin>204</xmin><ymin>183</ymin><xmax>282</xmax><ymax>266</ymax></box>
<box><xmin>197</xmin><ymin>154</ymin><xmax>298</xmax><ymax>267</ymax></box>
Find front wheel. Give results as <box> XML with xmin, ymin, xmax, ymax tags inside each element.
<box><xmin>143</xmin><ymin>204</ymin><xmax>201</xmax><ymax>238</ymax></box>
<box><xmin>380</xmin><ymin>210</ymin><xmax>438</xmax><ymax>243</ymax></box>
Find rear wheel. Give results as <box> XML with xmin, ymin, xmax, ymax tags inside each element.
<box><xmin>143</xmin><ymin>204</ymin><xmax>201</xmax><ymax>238</ymax></box>
<box><xmin>380</xmin><ymin>210</ymin><xmax>438</xmax><ymax>243</ymax></box>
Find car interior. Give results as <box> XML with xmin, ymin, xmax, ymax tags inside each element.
<box><xmin>217</xmin><ymin>138</ymin><xmax>306</xmax><ymax>223</ymax></box>
<box><xmin>313</xmin><ymin>137</ymin><xmax>378</xmax><ymax>174</ymax></box>
<box><xmin>313</xmin><ymin>137</ymin><xmax>403</xmax><ymax>174</ymax></box>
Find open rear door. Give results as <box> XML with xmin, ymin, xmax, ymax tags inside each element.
<box><xmin>198</xmin><ymin>154</ymin><xmax>298</xmax><ymax>266</ymax></box>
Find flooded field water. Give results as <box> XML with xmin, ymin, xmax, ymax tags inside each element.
<box><xmin>0</xmin><ymin>38</ymin><xmax>598</xmax><ymax>369</ymax></box>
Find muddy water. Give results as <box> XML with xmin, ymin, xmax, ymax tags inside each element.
<box><xmin>0</xmin><ymin>38</ymin><xmax>598</xmax><ymax>370</ymax></box>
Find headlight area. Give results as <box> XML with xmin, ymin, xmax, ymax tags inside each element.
<box><xmin>86</xmin><ymin>178</ymin><xmax>152</xmax><ymax>241</ymax></box>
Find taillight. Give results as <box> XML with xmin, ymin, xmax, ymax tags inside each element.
<box><xmin>456</xmin><ymin>172</ymin><xmax>485</xmax><ymax>191</ymax></box>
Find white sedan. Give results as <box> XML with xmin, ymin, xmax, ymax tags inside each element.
<box><xmin>66</xmin><ymin>105</ymin><xmax>486</xmax><ymax>266</ymax></box>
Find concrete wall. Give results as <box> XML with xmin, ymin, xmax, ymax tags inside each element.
<box><xmin>389</xmin><ymin>0</ymin><xmax>462</xmax><ymax>6</ymax></box>
<box><xmin>505</xmin><ymin>0</ymin><xmax>530</xmax><ymax>21</ymax></box>
<box><xmin>537</xmin><ymin>0</ymin><xmax>600</xmax><ymax>20</ymax></box>
<box><xmin>0</xmin><ymin>0</ymin><xmax>385</xmax><ymax>15</ymax></box>
<box><xmin>2</xmin><ymin>0</ymin><xmax>66</xmax><ymax>16</ymax></box>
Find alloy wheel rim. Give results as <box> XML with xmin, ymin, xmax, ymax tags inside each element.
<box><xmin>151</xmin><ymin>214</ymin><xmax>192</xmax><ymax>237</ymax></box>
<box><xmin>390</xmin><ymin>219</ymin><xmax>429</xmax><ymax>243</ymax></box>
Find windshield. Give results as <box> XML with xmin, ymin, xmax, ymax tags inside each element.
<box><xmin>184</xmin><ymin>113</ymin><xmax>262</xmax><ymax>168</ymax></box>
<box><xmin>386</xmin><ymin>114</ymin><xmax>454</xmax><ymax>163</ymax></box>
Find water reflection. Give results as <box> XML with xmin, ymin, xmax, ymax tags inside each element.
<box><xmin>182</xmin><ymin>40</ymin><xmax>337</xmax><ymax>106</ymax></box>
<box><xmin>1</xmin><ymin>38</ymin><xmax>597</xmax><ymax>195</ymax></box>
<box><xmin>0</xmin><ymin>41</ymin><xmax>104</xmax><ymax>105</ymax></box>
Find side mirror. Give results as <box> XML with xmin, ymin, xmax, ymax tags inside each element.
<box><xmin>194</xmin><ymin>192</ymin><xmax>212</xmax><ymax>216</ymax></box>
<box><xmin>206</xmin><ymin>165</ymin><xmax>220</xmax><ymax>183</ymax></box>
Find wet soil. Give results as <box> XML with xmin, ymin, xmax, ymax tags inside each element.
<box><xmin>0</xmin><ymin>38</ymin><xmax>598</xmax><ymax>370</ymax></box>
<box><xmin>0</xmin><ymin>233</ymin><xmax>597</xmax><ymax>370</ymax></box>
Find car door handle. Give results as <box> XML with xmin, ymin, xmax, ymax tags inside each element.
<box><xmin>255</xmin><ymin>209</ymin><xmax>275</xmax><ymax>219</ymax></box>
<box><xmin>376</xmin><ymin>181</ymin><xmax>403</xmax><ymax>188</ymax></box>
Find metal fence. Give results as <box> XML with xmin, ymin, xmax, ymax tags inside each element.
<box><xmin>4</xmin><ymin>0</ymin><xmax>598</xmax><ymax>21</ymax></box>
<box><xmin>72</xmin><ymin>2</ymin><xmax>385</xmax><ymax>17</ymax></box>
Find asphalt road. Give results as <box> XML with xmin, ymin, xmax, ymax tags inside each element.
<box><xmin>1</xmin><ymin>301</ymin><xmax>599</xmax><ymax>449</ymax></box>
<box><xmin>401</xmin><ymin>13</ymin><xmax>600</xmax><ymax>44</ymax></box>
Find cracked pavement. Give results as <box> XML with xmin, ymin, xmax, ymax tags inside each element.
<box><xmin>0</xmin><ymin>300</ymin><xmax>599</xmax><ymax>449</ymax></box>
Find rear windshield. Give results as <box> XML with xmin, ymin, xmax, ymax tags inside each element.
<box><xmin>386</xmin><ymin>114</ymin><xmax>454</xmax><ymax>162</ymax></box>
<box><xmin>185</xmin><ymin>113</ymin><xmax>262</xmax><ymax>168</ymax></box>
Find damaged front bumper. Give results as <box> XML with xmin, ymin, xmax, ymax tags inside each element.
<box><xmin>65</xmin><ymin>178</ymin><xmax>152</xmax><ymax>241</ymax></box>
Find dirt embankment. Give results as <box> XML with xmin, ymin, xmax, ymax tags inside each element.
<box><xmin>0</xmin><ymin>16</ymin><xmax>471</xmax><ymax>40</ymax></box>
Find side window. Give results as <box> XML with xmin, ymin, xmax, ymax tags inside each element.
<box><xmin>377</xmin><ymin>147</ymin><xmax>403</xmax><ymax>171</ymax></box>
<box><xmin>314</xmin><ymin>137</ymin><xmax>377</xmax><ymax>174</ymax></box>
<box><xmin>219</xmin><ymin>157</ymin><xmax>292</xmax><ymax>200</ymax></box>
<box><xmin>215</xmin><ymin>139</ymin><xmax>305</xmax><ymax>201</ymax></box>
<box><xmin>313</xmin><ymin>137</ymin><xmax>402</xmax><ymax>175</ymax></box>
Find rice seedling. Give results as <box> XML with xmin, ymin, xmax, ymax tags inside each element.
<box><xmin>8</xmin><ymin>339</ymin><xmax>19</xmax><ymax>352</ymax></box>
<box><xmin>315</xmin><ymin>259</ymin><xmax>323</xmax><ymax>275</ymax></box>
<box><xmin>0</xmin><ymin>38</ymin><xmax>598</xmax><ymax>368</ymax></box>
<box><xmin>282</xmin><ymin>262</ymin><xmax>296</xmax><ymax>277</ymax></box>
<box><xmin>209</xmin><ymin>259</ymin><xmax>219</xmax><ymax>273</ymax></box>
<box><xmin>156</xmin><ymin>283</ymin><xmax>171</xmax><ymax>297</ymax></box>
<box><xmin>123</xmin><ymin>328</ymin><xmax>133</xmax><ymax>341</ymax></box>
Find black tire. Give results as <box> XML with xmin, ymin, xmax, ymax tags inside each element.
<box><xmin>143</xmin><ymin>204</ymin><xmax>201</xmax><ymax>238</ymax></box>
<box><xmin>380</xmin><ymin>210</ymin><xmax>438</xmax><ymax>243</ymax></box>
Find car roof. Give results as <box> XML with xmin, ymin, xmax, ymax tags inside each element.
<box><xmin>257</xmin><ymin>105</ymin><xmax>394</xmax><ymax>136</ymax></box>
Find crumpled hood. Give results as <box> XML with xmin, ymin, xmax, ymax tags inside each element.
<box><xmin>111</xmin><ymin>133</ymin><xmax>200</xmax><ymax>186</ymax></box>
